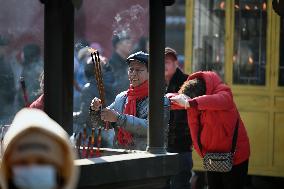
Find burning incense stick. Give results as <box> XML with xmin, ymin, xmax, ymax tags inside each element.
<box><xmin>90</xmin><ymin>50</ymin><xmax>106</xmax><ymax>107</ymax></box>
<box><xmin>89</xmin><ymin>128</ymin><xmax>95</xmax><ymax>158</ymax></box>
<box><xmin>77</xmin><ymin>132</ymin><xmax>82</xmax><ymax>157</ymax></box>
<box><xmin>86</xmin><ymin>136</ymin><xmax>92</xmax><ymax>158</ymax></box>
<box><xmin>20</xmin><ymin>77</ymin><xmax>29</xmax><ymax>107</ymax></box>
<box><xmin>96</xmin><ymin>128</ymin><xmax>102</xmax><ymax>157</ymax></box>
<box><xmin>82</xmin><ymin>126</ymin><xmax>87</xmax><ymax>158</ymax></box>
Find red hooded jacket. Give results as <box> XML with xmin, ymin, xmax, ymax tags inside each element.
<box><xmin>186</xmin><ymin>71</ymin><xmax>250</xmax><ymax>165</ymax></box>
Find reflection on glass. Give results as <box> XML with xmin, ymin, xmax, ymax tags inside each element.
<box><xmin>279</xmin><ymin>17</ymin><xmax>284</xmax><ymax>86</ymax></box>
<box><xmin>0</xmin><ymin>1</ymin><xmax>44</xmax><ymax>125</ymax></box>
<box><xmin>233</xmin><ymin>0</ymin><xmax>267</xmax><ymax>85</ymax></box>
<box><xmin>73</xmin><ymin>0</ymin><xmax>149</xmax><ymax>153</ymax></box>
<box><xmin>166</xmin><ymin>0</ymin><xmax>186</xmax><ymax>69</ymax></box>
<box><xmin>192</xmin><ymin>0</ymin><xmax>226</xmax><ymax>79</ymax></box>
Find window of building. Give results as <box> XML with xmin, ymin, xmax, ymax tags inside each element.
<box><xmin>192</xmin><ymin>0</ymin><xmax>226</xmax><ymax>79</ymax></box>
<box><xmin>233</xmin><ymin>0</ymin><xmax>267</xmax><ymax>85</ymax></box>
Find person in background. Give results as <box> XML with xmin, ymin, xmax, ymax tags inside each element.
<box><xmin>73</xmin><ymin>55</ymin><xmax>115</xmax><ymax>147</ymax></box>
<box><xmin>170</xmin><ymin>71</ymin><xmax>250</xmax><ymax>189</ymax></box>
<box><xmin>80</xmin><ymin>54</ymin><xmax>116</xmax><ymax>107</ymax></box>
<box><xmin>81</xmin><ymin>56</ymin><xmax>114</xmax><ymax>109</ymax></box>
<box><xmin>131</xmin><ymin>36</ymin><xmax>149</xmax><ymax>54</ymax></box>
<box><xmin>0</xmin><ymin>108</ymin><xmax>79</xmax><ymax>189</ymax></box>
<box><xmin>272</xmin><ymin>0</ymin><xmax>284</xmax><ymax>17</ymax></box>
<box><xmin>108</xmin><ymin>33</ymin><xmax>132</xmax><ymax>94</ymax></box>
<box><xmin>16</xmin><ymin>43</ymin><xmax>43</xmax><ymax>108</ymax></box>
<box><xmin>164</xmin><ymin>47</ymin><xmax>192</xmax><ymax>189</ymax></box>
<box><xmin>90</xmin><ymin>51</ymin><xmax>170</xmax><ymax>150</ymax></box>
<box><xmin>0</xmin><ymin>35</ymin><xmax>15</xmax><ymax>124</ymax></box>
<box><xmin>74</xmin><ymin>42</ymin><xmax>89</xmax><ymax>111</ymax></box>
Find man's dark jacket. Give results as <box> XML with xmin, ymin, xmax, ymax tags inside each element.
<box><xmin>166</xmin><ymin>68</ymin><xmax>192</xmax><ymax>153</ymax></box>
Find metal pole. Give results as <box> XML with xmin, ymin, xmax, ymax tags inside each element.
<box><xmin>42</xmin><ymin>0</ymin><xmax>74</xmax><ymax>135</ymax></box>
<box><xmin>147</xmin><ymin>0</ymin><xmax>167</xmax><ymax>154</ymax></box>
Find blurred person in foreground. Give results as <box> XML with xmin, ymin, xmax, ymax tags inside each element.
<box><xmin>169</xmin><ymin>71</ymin><xmax>250</xmax><ymax>189</ymax></box>
<box><xmin>164</xmin><ymin>47</ymin><xmax>192</xmax><ymax>189</ymax></box>
<box><xmin>90</xmin><ymin>51</ymin><xmax>170</xmax><ymax>150</ymax></box>
<box><xmin>0</xmin><ymin>108</ymin><xmax>79</xmax><ymax>189</ymax></box>
<box><xmin>108</xmin><ymin>33</ymin><xmax>132</xmax><ymax>94</ymax></box>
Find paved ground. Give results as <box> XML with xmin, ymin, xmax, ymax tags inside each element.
<box><xmin>191</xmin><ymin>172</ymin><xmax>284</xmax><ymax>189</ymax></box>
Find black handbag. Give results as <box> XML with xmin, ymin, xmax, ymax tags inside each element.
<box><xmin>197</xmin><ymin>114</ymin><xmax>239</xmax><ymax>172</ymax></box>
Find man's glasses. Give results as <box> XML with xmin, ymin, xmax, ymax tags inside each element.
<box><xmin>128</xmin><ymin>67</ymin><xmax>146</xmax><ymax>74</ymax></box>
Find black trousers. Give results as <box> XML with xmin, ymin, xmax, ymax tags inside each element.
<box><xmin>165</xmin><ymin>152</ymin><xmax>193</xmax><ymax>189</ymax></box>
<box><xmin>206</xmin><ymin>160</ymin><xmax>249</xmax><ymax>189</ymax></box>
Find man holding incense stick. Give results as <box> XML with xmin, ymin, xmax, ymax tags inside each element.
<box><xmin>90</xmin><ymin>51</ymin><xmax>170</xmax><ymax>150</ymax></box>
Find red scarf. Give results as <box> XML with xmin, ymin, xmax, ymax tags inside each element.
<box><xmin>117</xmin><ymin>81</ymin><xmax>149</xmax><ymax>147</ymax></box>
<box><xmin>124</xmin><ymin>81</ymin><xmax>149</xmax><ymax>115</ymax></box>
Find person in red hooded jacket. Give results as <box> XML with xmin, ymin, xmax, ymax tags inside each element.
<box><xmin>169</xmin><ymin>71</ymin><xmax>250</xmax><ymax>189</ymax></box>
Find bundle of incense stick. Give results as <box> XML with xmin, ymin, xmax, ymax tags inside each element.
<box><xmin>90</xmin><ymin>49</ymin><xmax>106</xmax><ymax>107</ymax></box>
<box><xmin>91</xmin><ymin>127</ymin><xmax>95</xmax><ymax>144</ymax></box>
<box><xmin>76</xmin><ymin>132</ymin><xmax>82</xmax><ymax>157</ymax></box>
<box><xmin>86</xmin><ymin>136</ymin><xmax>92</xmax><ymax>158</ymax></box>
<box><xmin>89</xmin><ymin>128</ymin><xmax>95</xmax><ymax>157</ymax></box>
<box><xmin>89</xmin><ymin>48</ymin><xmax>109</xmax><ymax>156</ymax></box>
<box><xmin>96</xmin><ymin>128</ymin><xmax>102</xmax><ymax>157</ymax></box>
<box><xmin>19</xmin><ymin>77</ymin><xmax>29</xmax><ymax>107</ymax></box>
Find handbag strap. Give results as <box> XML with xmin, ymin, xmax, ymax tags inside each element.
<box><xmin>231</xmin><ymin>118</ymin><xmax>239</xmax><ymax>154</ymax></box>
<box><xmin>197</xmin><ymin>113</ymin><xmax>240</xmax><ymax>155</ymax></box>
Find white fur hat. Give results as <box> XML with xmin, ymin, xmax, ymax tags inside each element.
<box><xmin>1</xmin><ymin>108</ymin><xmax>79</xmax><ymax>189</ymax></box>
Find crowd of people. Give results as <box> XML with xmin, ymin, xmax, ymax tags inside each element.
<box><xmin>0</xmin><ymin>31</ymin><xmax>250</xmax><ymax>189</ymax></box>
<box><xmin>0</xmin><ymin>38</ymin><xmax>43</xmax><ymax>124</ymax></box>
<box><xmin>0</xmin><ymin>33</ymin><xmax>149</xmax><ymax>125</ymax></box>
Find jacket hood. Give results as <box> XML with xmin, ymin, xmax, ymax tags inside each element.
<box><xmin>188</xmin><ymin>71</ymin><xmax>223</xmax><ymax>95</ymax></box>
<box><xmin>1</xmin><ymin>108</ymin><xmax>79</xmax><ymax>189</ymax></box>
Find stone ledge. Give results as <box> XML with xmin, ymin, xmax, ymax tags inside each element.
<box><xmin>75</xmin><ymin>151</ymin><xmax>180</xmax><ymax>188</ymax></box>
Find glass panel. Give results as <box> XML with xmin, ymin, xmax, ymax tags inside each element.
<box><xmin>0</xmin><ymin>1</ymin><xmax>44</xmax><ymax>125</ymax></box>
<box><xmin>233</xmin><ymin>0</ymin><xmax>267</xmax><ymax>85</ymax></box>
<box><xmin>74</xmin><ymin>0</ymin><xmax>149</xmax><ymax>111</ymax></box>
<box><xmin>73</xmin><ymin>0</ymin><xmax>149</xmax><ymax>156</ymax></box>
<box><xmin>192</xmin><ymin>0</ymin><xmax>226</xmax><ymax>79</ymax></box>
<box><xmin>166</xmin><ymin>0</ymin><xmax>186</xmax><ymax>70</ymax></box>
<box><xmin>279</xmin><ymin>16</ymin><xmax>284</xmax><ymax>86</ymax></box>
